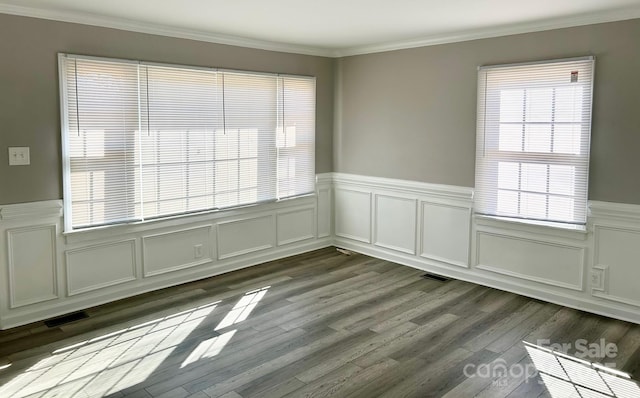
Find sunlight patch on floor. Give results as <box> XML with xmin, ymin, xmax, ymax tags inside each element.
<box><xmin>525</xmin><ymin>341</ymin><xmax>640</xmax><ymax>398</ymax></box>
<box><xmin>0</xmin><ymin>301</ymin><xmax>219</xmax><ymax>398</ymax></box>
<box><xmin>181</xmin><ymin>329</ymin><xmax>237</xmax><ymax>368</ymax></box>
<box><xmin>215</xmin><ymin>286</ymin><xmax>270</xmax><ymax>330</ymax></box>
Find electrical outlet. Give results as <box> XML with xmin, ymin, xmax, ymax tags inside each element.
<box><xmin>8</xmin><ymin>147</ymin><xmax>30</xmax><ymax>166</ymax></box>
<box><xmin>591</xmin><ymin>266</ymin><xmax>608</xmax><ymax>292</ymax></box>
<box><xmin>591</xmin><ymin>271</ymin><xmax>601</xmax><ymax>288</ymax></box>
<box><xmin>194</xmin><ymin>244</ymin><xmax>203</xmax><ymax>259</ymax></box>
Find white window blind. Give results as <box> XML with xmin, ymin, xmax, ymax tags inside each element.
<box><xmin>474</xmin><ymin>57</ymin><xmax>594</xmax><ymax>225</ymax></box>
<box><xmin>59</xmin><ymin>54</ymin><xmax>316</xmax><ymax>230</ymax></box>
<box><xmin>278</xmin><ymin>76</ymin><xmax>316</xmax><ymax>198</ymax></box>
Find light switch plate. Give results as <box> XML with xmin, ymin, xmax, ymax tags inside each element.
<box><xmin>8</xmin><ymin>147</ymin><xmax>30</xmax><ymax>166</ymax></box>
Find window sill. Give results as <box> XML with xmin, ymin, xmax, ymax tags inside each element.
<box><xmin>63</xmin><ymin>194</ymin><xmax>316</xmax><ymax>245</ymax></box>
<box><xmin>474</xmin><ymin>214</ymin><xmax>588</xmax><ymax>241</ymax></box>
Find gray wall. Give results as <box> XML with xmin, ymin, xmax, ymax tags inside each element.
<box><xmin>2</xmin><ymin>14</ymin><xmax>640</xmax><ymax>206</ymax></box>
<box><xmin>0</xmin><ymin>13</ymin><xmax>334</xmax><ymax>205</ymax></box>
<box><xmin>336</xmin><ymin>19</ymin><xmax>640</xmax><ymax>204</ymax></box>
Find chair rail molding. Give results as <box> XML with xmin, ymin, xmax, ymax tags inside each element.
<box><xmin>0</xmin><ymin>200</ymin><xmax>63</xmax><ymax>220</ymax></box>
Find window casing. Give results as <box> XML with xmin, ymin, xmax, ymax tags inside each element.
<box><xmin>474</xmin><ymin>57</ymin><xmax>594</xmax><ymax>225</ymax></box>
<box><xmin>59</xmin><ymin>54</ymin><xmax>315</xmax><ymax>231</ymax></box>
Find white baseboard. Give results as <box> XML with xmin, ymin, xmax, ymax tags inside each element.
<box><xmin>332</xmin><ymin>173</ymin><xmax>640</xmax><ymax>325</ymax></box>
<box><xmin>1</xmin><ymin>238</ymin><xmax>332</xmax><ymax>330</ymax></box>
<box><xmin>0</xmin><ymin>179</ymin><xmax>333</xmax><ymax>329</ymax></box>
<box><xmin>336</xmin><ymin>238</ymin><xmax>640</xmax><ymax>325</ymax></box>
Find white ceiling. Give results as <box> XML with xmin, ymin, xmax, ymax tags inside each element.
<box><xmin>1</xmin><ymin>0</ymin><xmax>640</xmax><ymax>56</ymax></box>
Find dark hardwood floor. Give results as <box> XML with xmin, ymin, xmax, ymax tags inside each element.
<box><xmin>0</xmin><ymin>247</ymin><xmax>639</xmax><ymax>397</ymax></box>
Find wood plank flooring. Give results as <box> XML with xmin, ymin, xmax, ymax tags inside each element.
<box><xmin>0</xmin><ymin>247</ymin><xmax>639</xmax><ymax>397</ymax></box>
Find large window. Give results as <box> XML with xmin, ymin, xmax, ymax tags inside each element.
<box><xmin>474</xmin><ymin>57</ymin><xmax>594</xmax><ymax>225</ymax></box>
<box><xmin>59</xmin><ymin>54</ymin><xmax>315</xmax><ymax>230</ymax></box>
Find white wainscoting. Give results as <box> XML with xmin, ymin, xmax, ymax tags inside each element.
<box><xmin>217</xmin><ymin>214</ymin><xmax>275</xmax><ymax>260</ymax></box>
<box><xmin>277</xmin><ymin>206</ymin><xmax>315</xmax><ymax>246</ymax></box>
<box><xmin>474</xmin><ymin>232</ymin><xmax>585</xmax><ymax>291</ymax></box>
<box><xmin>0</xmin><ymin>177</ymin><xmax>332</xmax><ymax>329</ymax></box>
<box><xmin>7</xmin><ymin>224</ymin><xmax>59</xmax><ymax>308</ymax></box>
<box><xmin>421</xmin><ymin>202</ymin><xmax>471</xmax><ymax>268</ymax></box>
<box><xmin>142</xmin><ymin>226</ymin><xmax>213</xmax><ymax>277</ymax></box>
<box><xmin>332</xmin><ymin>173</ymin><xmax>640</xmax><ymax>325</ymax></box>
<box><xmin>374</xmin><ymin>194</ymin><xmax>417</xmax><ymax>255</ymax></box>
<box><xmin>3</xmin><ymin>175</ymin><xmax>640</xmax><ymax>329</ymax></box>
<box><xmin>334</xmin><ymin>173</ymin><xmax>473</xmax><ymax>267</ymax></box>
<box><xmin>66</xmin><ymin>239</ymin><xmax>137</xmax><ymax>296</ymax></box>
<box><xmin>590</xmin><ymin>201</ymin><xmax>640</xmax><ymax>310</ymax></box>
<box><xmin>334</xmin><ymin>188</ymin><xmax>371</xmax><ymax>243</ymax></box>
<box><xmin>316</xmin><ymin>174</ymin><xmax>332</xmax><ymax>238</ymax></box>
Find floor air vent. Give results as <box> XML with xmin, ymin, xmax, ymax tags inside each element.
<box><xmin>44</xmin><ymin>311</ymin><xmax>89</xmax><ymax>328</ymax></box>
<box><xmin>336</xmin><ymin>248</ymin><xmax>355</xmax><ymax>256</ymax></box>
<box><xmin>422</xmin><ymin>273</ymin><xmax>449</xmax><ymax>282</ymax></box>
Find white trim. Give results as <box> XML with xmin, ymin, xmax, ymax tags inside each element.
<box><xmin>419</xmin><ymin>201</ymin><xmax>472</xmax><ymax>269</ymax></box>
<box><xmin>331</xmin><ymin>173</ymin><xmax>640</xmax><ymax>325</ymax></box>
<box><xmin>3</xmin><ymin>4</ymin><xmax>640</xmax><ymax>57</ymax></box>
<box><xmin>60</xmin><ymin>52</ymin><xmax>317</xmax><ymax>79</ymax></box>
<box><xmin>474</xmin><ymin>231</ymin><xmax>585</xmax><ymax>291</ymax></box>
<box><xmin>333</xmin><ymin>7</ymin><xmax>640</xmax><ymax>57</ymax></box>
<box><xmin>372</xmin><ymin>194</ymin><xmax>417</xmax><ymax>256</ymax></box>
<box><xmin>593</xmin><ymin>291</ymin><xmax>640</xmax><ymax>309</ymax></box>
<box><xmin>7</xmin><ymin>225</ymin><xmax>59</xmax><ymax>308</ymax></box>
<box><xmin>141</xmin><ymin>225</ymin><xmax>213</xmax><ymax>278</ymax></box>
<box><xmin>316</xmin><ymin>185</ymin><xmax>332</xmax><ymax>239</ymax></box>
<box><xmin>63</xmin><ymin>195</ymin><xmax>316</xmax><ymax>245</ymax></box>
<box><xmin>0</xmin><ymin>237</ymin><xmax>333</xmax><ymax>329</ymax></box>
<box><xmin>0</xmin><ymin>190</ymin><xmax>330</xmax><ymax>329</ymax></box>
<box><xmin>474</xmin><ymin>214</ymin><xmax>588</xmax><ymax>241</ymax></box>
<box><xmin>58</xmin><ymin>54</ymin><xmax>73</xmax><ymax>232</ymax></box>
<box><xmin>589</xmin><ymin>201</ymin><xmax>640</xmax><ymax>223</ymax></box>
<box><xmin>216</xmin><ymin>214</ymin><xmax>276</xmax><ymax>260</ymax></box>
<box><xmin>334</xmin><ymin>237</ymin><xmax>640</xmax><ymax>325</ymax></box>
<box><xmin>65</xmin><ymin>239</ymin><xmax>138</xmax><ymax>296</ymax></box>
<box><xmin>143</xmin><ymin>258</ymin><xmax>212</xmax><ymax>278</ymax></box>
<box><xmin>0</xmin><ymin>4</ymin><xmax>333</xmax><ymax>57</ymax></box>
<box><xmin>591</xmin><ymin>225</ymin><xmax>640</xmax><ymax>308</ymax></box>
<box><xmin>315</xmin><ymin>172</ymin><xmax>334</xmax><ymax>186</ymax></box>
<box><xmin>479</xmin><ymin>55</ymin><xmax>594</xmax><ymax>70</ymax></box>
<box><xmin>333</xmin><ymin>173</ymin><xmax>473</xmax><ymax>203</ymax></box>
<box><xmin>0</xmin><ymin>200</ymin><xmax>63</xmax><ymax>220</ymax></box>
<box><xmin>333</xmin><ymin>188</ymin><xmax>372</xmax><ymax>243</ymax></box>
<box><xmin>276</xmin><ymin>206</ymin><xmax>316</xmax><ymax>246</ymax></box>
<box><xmin>475</xmin><ymin>263</ymin><xmax>584</xmax><ymax>292</ymax></box>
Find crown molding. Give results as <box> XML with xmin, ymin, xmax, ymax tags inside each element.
<box><xmin>0</xmin><ymin>3</ymin><xmax>334</xmax><ymax>57</ymax></box>
<box><xmin>332</xmin><ymin>6</ymin><xmax>640</xmax><ymax>57</ymax></box>
<box><xmin>1</xmin><ymin>3</ymin><xmax>640</xmax><ymax>58</ymax></box>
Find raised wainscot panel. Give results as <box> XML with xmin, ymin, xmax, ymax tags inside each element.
<box><xmin>593</xmin><ymin>226</ymin><xmax>640</xmax><ymax>307</ymax></box>
<box><xmin>66</xmin><ymin>239</ymin><xmax>137</xmax><ymax>296</ymax></box>
<box><xmin>475</xmin><ymin>232</ymin><xmax>584</xmax><ymax>291</ymax></box>
<box><xmin>217</xmin><ymin>215</ymin><xmax>275</xmax><ymax>260</ymax></box>
<box><xmin>374</xmin><ymin>194</ymin><xmax>417</xmax><ymax>254</ymax></box>
<box><xmin>7</xmin><ymin>225</ymin><xmax>58</xmax><ymax>308</ymax></box>
<box><xmin>277</xmin><ymin>208</ymin><xmax>315</xmax><ymax>246</ymax></box>
<box><xmin>334</xmin><ymin>188</ymin><xmax>371</xmax><ymax>243</ymax></box>
<box><xmin>317</xmin><ymin>187</ymin><xmax>332</xmax><ymax>238</ymax></box>
<box><xmin>421</xmin><ymin>202</ymin><xmax>471</xmax><ymax>267</ymax></box>
<box><xmin>143</xmin><ymin>226</ymin><xmax>213</xmax><ymax>277</ymax></box>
